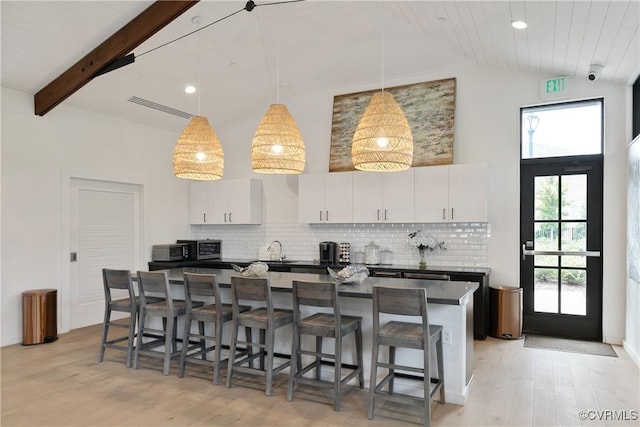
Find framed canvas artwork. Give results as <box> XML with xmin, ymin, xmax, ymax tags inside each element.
<box><xmin>329</xmin><ymin>78</ymin><xmax>456</xmax><ymax>172</ymax></box>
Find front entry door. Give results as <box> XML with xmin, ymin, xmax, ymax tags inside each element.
<box><xmin>520</xmin><ymin>157</ymin><xmax>603</xmax><ymax>340</ymax></box>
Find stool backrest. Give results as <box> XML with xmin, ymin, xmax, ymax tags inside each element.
<box><xmin>184</xmin><ymin>272</ymin><xmax>221</xmax><ymax>300</ymax></box>
<box><xmin>372</xmin><ymin>286</ymin><xmax>429</xmax><ymax>324</ymax></box>
<box><xmin>137</xmin><ymin>271</ymin><xmax>172</xmax><ymax>309</ymax></box>
<box><xmin>292</xmin><ymin>280</ymin><xmax>341</xmax><ymax>333</ymax></box>
<box><xmin>372</xmin><ymin>286</ymin><xmax>430</xmax><ymax>352</ymax></box>
<box><xmin>230</xmin><ymin>276</ymin><xmax>271</xmax><ymax>316</ymax></box>
<box><xmin>102</xmin><ymin>268</ymin><xmax>135</xmax><ymax>305</ymax></box>
<box><xmin>292</xmin><ymin>280</ymin><xmax>337</xmax><ymax>309</ymax></box>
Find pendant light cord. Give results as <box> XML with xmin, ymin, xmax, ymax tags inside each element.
<box><xmin>276</xmin><ymin>25</ymin><xmax>280</xmax><ymax>103</ymax></box>
<box><xmin>197</xmin><ymin>21</ymin><xmax>201</xmax><ymax>115</ymax></box>
<box><xmin>136</xmin><ymin>0</ymin><xmax>304</xmax><ymax>59</ymax></box>
<box><xmin>381</xmin><ymin>28</ymin><xmax>385</xmax><ymax>93</ymax></box>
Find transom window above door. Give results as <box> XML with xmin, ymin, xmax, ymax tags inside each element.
<box><xmin>521</xmin><ymin>99</ymin><xmax>603</xmax><ymax>160</ymax></box>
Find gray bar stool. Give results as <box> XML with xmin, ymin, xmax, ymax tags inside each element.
<box><xmin>287</xmin><ymin>280</ymin><xmax>364</xmax><ymax>411</ymax></box>
<box><xmin>134</xmin><ymin>270</ymin><xmax>195</xmax><ymax>376</ymax></box>
<box><xmin>226</xmin><ymin>276</ymin><xmax>293</xmax><ymax>396</ymax></box>
<box><xmin>98</xmin><ymin>268</ymin><xmax>162</xmax><ymax>367</ymax></box>
<box><xmin>98</xmin><ymin>269</ymin><xmax>138</xmax><ymax>367</ymax></box>
<box><xmin>178</xmin><ymin>272</ymin><xmax>251</xmax><ymax>385</ymax></box>
<box><xmin>368</xmin><ymin>286</ymin><xmax>445</xmax><ymax>427</ymax></box>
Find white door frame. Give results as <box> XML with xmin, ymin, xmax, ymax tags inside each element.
<box><xmin>60</xmin><ymin>170</ymin><xmax>145</xmax><ymax>334</ymax></box>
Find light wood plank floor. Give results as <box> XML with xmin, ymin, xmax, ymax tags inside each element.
<box><xmin>1</xmin><ymin>323</ymin><xmax>638</xmax><ymax>426</ymax></box>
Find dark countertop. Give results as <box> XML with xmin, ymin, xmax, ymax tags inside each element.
<box><xmin>161</xmin><ymin>267</ymin><xmax>478</xmax><ymax>306</ymax></box>
<box><xmin>149</xmin><ymin>258</ymin><xmax>491</xmax><ymax>276</ymax></box>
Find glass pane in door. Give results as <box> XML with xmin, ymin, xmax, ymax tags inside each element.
<box><xmin>561</xmin><ymin>269</ymin><xmax>586</xmax><ymax>315</ymax></box>
<box><xmin>534</xmin><ymin>222</ymin><xmax>558</xmax><ymax>267</ymax></box>
<box><xmin>561</xmin><ymin>222</ymin><xmax>587</xmax><ymax>268</ymax></box>
<box><xmin>561</xmin><ymin>175</ymin><xmax>587</xmax><ymax>219</ymax></box>
<box><xmin>534</xmin><ymin>268</ymin><xmax>558</xmax><ymax>313</ymax></box>
<box><xmin>535</xmin><ymin>176</ymin><xmax>559</xmax><ymax>220</ymax></box>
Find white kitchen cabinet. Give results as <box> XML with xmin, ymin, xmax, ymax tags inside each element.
<box><xmin>189</xmin><ymin>178</ymin><xmax>262</xmax><ymax>225</ymax></box>
<box><xmin>352</xmin><ymin>169</ymin><xmax>414</xmax><ymax>223</ymax></box>
<box><xmin>189</xmin><ymin>181</ymin><xmax>210</xmax><ymax>224</ymax></box>
<box><xmin>298</xmin><ymin>172</ymin><xmax>352</xmax><ymax>223</ymax></box>
<box><xmin>414</xmin><ymin>163</ymin><xmax>487</xmax><ymax>223</ymax></box>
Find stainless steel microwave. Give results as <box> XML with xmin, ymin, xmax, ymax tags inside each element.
<box><xmin>151</xmin><ymin>244</ymin><xmax>189</xmax><ymax>261</ymax></box>
<box><xmin>177</xmin><ymin>239</ymin><xmax>221</xmax><ymax>260</ymax></box>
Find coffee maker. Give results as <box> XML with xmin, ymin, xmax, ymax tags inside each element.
<box><xmin>319</xmin><ymin>241</ymin><xmax>338</xmax><ymax>264</ymax></box>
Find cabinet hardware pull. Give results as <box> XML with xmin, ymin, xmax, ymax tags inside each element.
<box><xmin>451</xmin><ymin>208</ymin><xmax>454</xmax><ymax>220</ymax></box>
<box><xmin>320</xmin><ymin>211</ymin><xmax>323</xmax><ymax>221</ymax></box>
<box><xmin>377</xmin><ymin>209</ymin><xmax>380</xmax><ymax>220</ymax></box>
<box><xmin>224</xmin><ymin>213</ymin><xmax>227</xmax><ymax>223</ymax></box>
<box><xmin>326</xmin><ymin>210</ymin><xmax>329</xmax><ymax>221</ymax></box>
<box><xmin>203</xmin><ymin>213</ymin><xmax>206</xmax><ymax>223</ymax></box>
<box><xmin>229</xmin><ymin>212</ymin><xmax>232</xmax><ymax>222</ymax></box>
<box><xmin>442</xmin><ymin>208</ymin><xmax>446</xmax><ymax>220</ymax></box>
<box><xmin>384</xmin><ymin>209</ymin><xmax>388</xmax><ymax>220</ymax></box>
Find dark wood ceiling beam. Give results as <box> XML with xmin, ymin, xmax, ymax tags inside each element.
<box><xmin>34</xmin><ymin>0</ymin><xmax>199</xmax><ymax>116</ymax></box>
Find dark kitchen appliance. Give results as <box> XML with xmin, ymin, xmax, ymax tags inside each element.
<box><xmin>319</xmin><ymin>241</ymin><xmax>338</xmax><ymax>264</ymax></box>
<box><xmin>151</xmin><ymin>244</ymin><xmax>189</xmax><ymax>261</ymax></box>
<box><xmin>177</xmin><ymin>239</ymin><xmax>222</xmax><ymax>260</ymax></box>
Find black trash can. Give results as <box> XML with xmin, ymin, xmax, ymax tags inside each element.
<box><xmin>22</xmin><ymin>289</ymin><xmax>58</xmax><ymax>345</ymax></box>
<box><xmin>490</xmin><ymin>285</ymin><xmax>523</xmax><ymax>340</ymax></box>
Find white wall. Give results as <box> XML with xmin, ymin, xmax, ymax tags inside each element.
<box><xmin>1</xmin><ymin>61</ymin><xmax>630</xmax><ymax>346</ymax></box>
<box><xmin>1</xmin><ymin>87</ymin><xmax>190</xmax><ymax>345</ymax></box>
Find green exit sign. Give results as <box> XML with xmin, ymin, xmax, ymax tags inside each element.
<box><xmin>541</xmin><ymin>77</ymin><xmax>568</xmax><ymax>99</ymax></box>
<box><xmin>545</xmin><ymin>77</ymin><xmax>565</xmax><ymax>93</ymax></box>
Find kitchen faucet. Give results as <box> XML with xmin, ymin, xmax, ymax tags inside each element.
<box><xmin>267</xmin><ymin>240</ymin><xmax>285</xmax><ymax>261</ymax></box>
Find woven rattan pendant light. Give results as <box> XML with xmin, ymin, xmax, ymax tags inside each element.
<box><xmin>351</xmin><ymin>27</ymin><xmax>413</xmax><ymax>172</ymax></box>
<box><xmin>251</xmin><ymin>23</ymin><xmax>305</xmax><ymax>174</ymax></box>
<box><xmin>251</xmin><ymin>104</ymin><xmax>305</xmax><ymax>173</ymax></box>
<box><xmin>173</xmin><ymin>17</ymin><xmax>224</xmax><ymax>180</ymax></box>
<box><xmin>173</xmin><ymin>115</ymin><xmax>224</xmax><ymax>179</ymax></box>
<box><xmin>351</xmin><ymin>90</ymin><xmax>413</xmax><ymax>171</ymax></box>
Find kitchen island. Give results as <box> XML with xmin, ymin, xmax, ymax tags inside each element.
<box><xmin>161</xmin><ymin>267</ymin><xmax>477</xmax><ymax>405</ymax></box>
<box><xmin>150</xmin><ymin>259</ymin><xmax>491</xmax><ymax>340</ymax></box>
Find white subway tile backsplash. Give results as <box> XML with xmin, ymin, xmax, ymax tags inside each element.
<box><xmin>191</xmin><ymin>222</ymin><xmax>489</xmax><ymax>267</ymax></box>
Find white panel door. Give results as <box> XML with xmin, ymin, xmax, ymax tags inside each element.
<box><xmin>70</xmin><ymin>179</ymin><xmax>141</xmax><ymax>329</ymax></box>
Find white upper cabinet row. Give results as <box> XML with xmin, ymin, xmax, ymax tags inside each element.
<box><xmin>352</xmin><ymin>170</ymin><xmax>415</xmax><ymax>223</ymax></box>
<box><xmin>298</xmin><ymin>164</ymin><xmax>487</xmax><ymax>224</ymax></box>
<box><xmin>414</xmin><ymin>163</ymin><xmax>487</xmax><ymax>223</ymax></box>
<box><xmin>190</xmin><ymin>178</ymin><xmax>262</xmax><ymax>225</ymax></box>
<box><xmin>189</xmin><ymin>165</ymin><xmax>486</xmax><ymax>225</ymax></box>
<box><xmin>298</xmin><ymin>172</ymin><xmax>353</xmax><ymax>223</ymax></box>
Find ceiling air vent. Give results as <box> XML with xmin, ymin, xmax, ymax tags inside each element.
<box><xmin>128</xmin><ymin>96</ymin><xmax>193</xmax><ymax>119</ymax></box>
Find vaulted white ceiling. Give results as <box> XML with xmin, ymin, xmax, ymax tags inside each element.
<box><xmin>2</xmin><ymin>1</ymin><xmax>638</xmax><ymax>133</ymax></box>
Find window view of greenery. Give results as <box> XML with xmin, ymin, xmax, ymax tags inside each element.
<box><xmin>533</xmin><ymin>174</ymin><xmax>587</xmax><ymax>315</ymax></box>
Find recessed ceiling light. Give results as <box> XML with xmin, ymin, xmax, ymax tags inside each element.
<box><xmin>512</xmin><ymin>20</ymin><xmax>527</xmax><ymax>30</ymax></box>
<box><xmin>185</xmin><ymin>85</ymin><xmax>196</xmax><ymax>94</ymax></box>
